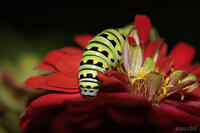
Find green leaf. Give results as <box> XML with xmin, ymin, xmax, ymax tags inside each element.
<box><xmin>0</xmin><ymin>110</ymin><xmax>21</xmax><ymax>133</ymax></box>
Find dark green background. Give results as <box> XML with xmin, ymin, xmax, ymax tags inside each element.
<box><xmin>1</xmin><ymin>1</ymin><xmax>200</xmax><ymax>62</ymax></box>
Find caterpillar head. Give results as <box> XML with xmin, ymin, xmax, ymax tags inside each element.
<box><xmin>80</xmin><ymin>88</ymin><xmax>99</xmax><ymax>97</ymax></box>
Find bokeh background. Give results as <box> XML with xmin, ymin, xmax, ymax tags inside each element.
<box><xmin>0</xmin><ymin>1</ymin><xmax>200</xmax><ymax>133</ymax></box>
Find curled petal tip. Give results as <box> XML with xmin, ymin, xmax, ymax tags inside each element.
<box><xmin>133</xmin><ymin>15</ymin><xmax>151</xmax><ymax>44</ymax></box>
<box><xmin>170</xmin><ymin>42</ymin><xmax>195</xmax><ymax>68</ymax></box>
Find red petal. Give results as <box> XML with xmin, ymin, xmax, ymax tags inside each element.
<box><xmin>20</xmin><ymin>117</ymin><xmax>32</xmax><ymax>132</ymax></box>
<box><xmin>128</xmin><ymin>37</ymin><xmax>136</xmax><ymax>46</ymax></box>
<box><xmin>159</xmin><ymin>56</ymin><xmax>174</xmax><ymax>74</ymax></box>
<box><xmin>44</xmin><ymin>50</ymin><xmax>63</xmax><ymax>65</ymax></box>
<box><xmin>65</xmin><ymin>103</ymin><xmax>101</xmax><ymax>114</ymax></box>
<box><xmin>22</xmin><ymin>75</ymin><xmax>45</xmax><ymax>89</ymax></box>
<box><xmin>51</xmin><ymin>113</ymin><xmax>73</xmax><ymax>133</ymax></box>
<box><xmin>97</xmin><ymin>72</ymin><xmax>129</xmax><ymax>93</ymax></box>
<box><xmin>175</xmin><ymin>64</ymin><xmax>193</xmax><ymax>71</ymax></box>
<box><xmin>104</xmin><ymin>71</ymin><xmax>129</xmax><ymax>85</ymax></box>
<box><xmin>160</xmin><ymin>102</ymin><xmax>200</xmax><ymax>125</ymax></box>
<box><xmin>148</xmin><ymin>105</ymin><xmax>175</xmax><ymax>127</ymax></box>
<box><xmin>133</xmin><ymin>15</ymin><xmax>151</xmax><ymax>44</ymax></box>
<box><xmin>144</xmin><ymin>38</ymin><xmax>164</xmax><ymax>60</ymax></box>
<box><xmin>164</xmin><ymin>99</ymin><xmax>200</xmax><ymax>116</ymax></box>
<box><xmin>21</xmin><ymin>106</ymin><xmax>63</xmax><ymax>132</ymax></box>
<box><xmin>31</xmin><ymin>93</ymin><xmax>82</xmax><ymax>110</ymax></box>
<box><xmin>191</xmin><ymin>66</ymin><xmax>200</xmax><ymax>80</ymax></box>
<box><xmin>54</xmin><ymin>54</ymin><xmax>81</xmax><ymax>76</ymax></box>
<box><xmin>189</xmin><ymin>86</ymin><xmax>200</xmax><ymax>98</ymax></box>
<box><xmin>40</xmin><ymin>78</ymin><xmax>80</xmax><ymax>93</ymax></box>
<box><xmin>61</xmin><ymin>47</ymin><xmax>83</xmax><ymax>56</ymax></box>
<box><xmin>169</xmin><ymin>42</ymin><xmax>195</xmax><ymax>68</ymax></box>
<box><xmin>64</xmin><ymin>93</ymin><xmax>149</xmax><ymax>115</ymax></box>
<box><xmin>107</xmin><ymin>107</ymin><xmax>144</xmax><ymax>125</ymax></box>
<box><xmin>20</xmin><ymin>93</ymin><xmax>81</xmax><ymax>132</ymax></box>
<box><xmin>101</xmin><ymin>93</ymin><xmax>149</xmax><ymax>107</ymax></box>
<box><xmin>21</xmin><ymin>92</ymin><xmax>154</xmax><ymax>132</ymax></box>
<box><xmin>65</xmin><ymin>92</ymin><xmax>150</xmax><ymax>127</ymax></box>
<box><xmin>23</xmin><ymin>74</ymin><xmax>80</xmax><ymax>93</ymax></box>
<box><xmin>79</xmin><ymin>117</ymin><xmax>105</xmax><ymax>130</ymax></box>
<box><xmin>73</xmin><ymin>34</ymin><xmax>94</xmax><ymax>48</ymax></box>
<box><xmin>36</xmin><ymin>62</ymin><xmax>57</xmax><ymax>72</ymax></box>
<box><xmin>65</xmin><ymin>108</ymin><xmax>104</xmax><ymax>125</ymax></box>
<box><xmin>156</xmin><ymin>43</ymin><xmax>167</xmax><ymax>68</ymax></box>
<box><xmin>65</xmin><ymin>92</ymin><xmax>149</xmax><ymax>109</ymax></box>
<box><xmin>45</xmin><ymin>73</ymin><xmax>79</xmax><ymax>89</ymax></box>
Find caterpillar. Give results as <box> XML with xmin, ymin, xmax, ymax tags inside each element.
<box><xmin>78</xmin><ymin>26</ymin><xmax>132</xmax><ymax>97</ymax></box>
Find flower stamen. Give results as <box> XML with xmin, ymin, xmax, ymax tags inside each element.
<box><xmin>120</xmin><ymin>26</ymin><xmax>199</xmax><ymax>104</ymax></box>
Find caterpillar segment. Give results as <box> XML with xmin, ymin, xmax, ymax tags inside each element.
<box><xmin>78</xmin><ymin>28</ymin><xmax>128</xmax><ymax>97</ymax></box>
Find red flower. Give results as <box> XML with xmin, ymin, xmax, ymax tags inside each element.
<box><xmin>20</xmin><ymin>15</ymin><xmax>200</xmax><ymax>133</ymax></box>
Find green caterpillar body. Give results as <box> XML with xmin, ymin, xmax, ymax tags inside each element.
<box><xmin>78</xmin><ymin>27</ymin><xmax>130</xmax><ymax>97</ymax></box>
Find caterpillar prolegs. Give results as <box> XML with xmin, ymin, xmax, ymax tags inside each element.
<box><xmin>78</xmin><ymin>26</ymin><xmax>132</xmax><ymax>97</ymax></box>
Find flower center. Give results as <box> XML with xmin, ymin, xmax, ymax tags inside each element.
<box><xmin>120</xmin><ymin>27</ymin><xmax>199</xmax><ymax>104</ymax></box>
<box><xmin>128</xmin><ymin>67</ymin><xmax>172</xmax><ymax>103</ymax></box>
<box><xmin>124</xmin><ymin>64</ymin><xmax>198</xmax><ymax>104</ymax></box>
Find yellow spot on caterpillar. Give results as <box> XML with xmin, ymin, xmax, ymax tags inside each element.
<box><xmin>83</xmin><ymin>73</ymin><xmax>87</xmax><ymax>77</ymax></box>
<box><xmin>90</xmin><ymin>86</ymin><xmax>94</xmax><ymax>89</ymax></box>
<box><xmin>103</xmin><ymin>64</ymin><xmax>107</xmax><ymax>69</ymax></box>
<box><xmin>107</xmin><ymin>36</ymin><xmax>112</xmax><ymax>40</ymax></box>
<box><xmin>108</xmin><ymin>54</ymin><xmax>112</xmax><ymax>59</ymax></box>
<box><xmin>93</xmin><ymin>72</ymin><xmax>97</xmax><ymax>78</ymax></box>
<box><xmin>90</xmin><ymin>83</ymin><xmax>97</xmax><ymax>89</ymax></box>
<box><xmin>98</xmin><ymin>47</ymin><xmax>104</xmax><ymax>52</ymax></box>
<box><xmin>115</xmin><ymin>46</ymin><xmax>119</xmax><ymax>50</ymax></box>
<box><xmin>87</xmin><ymin>46</ymin><xmax>92</xmax><ymax>50</ymax></box>
<box><xmin>93</xmin><ymin>60</ymin><xmax>98</xmax><ymax>64</ymax></box>
<box><xmin>92</xmin><ymin>74</ymin><xmax>96</xmax><ymax>78</ymax></box>
<box><xmin>83</xmin><ymin>59</ymin><xmax>87</xmax><ymax>63</ymax></box>
<box><xmin>80</xmin><ymin>82</ymin><xmax>87</xmax><ymax>88</ymax></box>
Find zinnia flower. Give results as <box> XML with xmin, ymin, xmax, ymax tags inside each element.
<box><xmin>20</xmin><ymin>15</ymin><xmax>200</xmax><ymax>133</ymax></box>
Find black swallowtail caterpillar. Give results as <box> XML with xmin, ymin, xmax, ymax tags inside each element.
<box><xmin>78</xmin><ymin>25</ymin><xmax>132</xmax><ymax>97</ymax></box>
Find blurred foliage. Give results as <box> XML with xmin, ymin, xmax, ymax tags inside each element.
<box><xmin>0</xmin><ymin>25</ymin><xmax>58</xmax><ymax>133</ymax></box>
<box><xmin>0</xmin><ymin>25</ymin><xmax>76</xmax><ymax>62</ymax></box>
<box><xmin>0</xmin><ymin>55</ymin><xmax>46</xmax><ymax>133</ymax></box>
